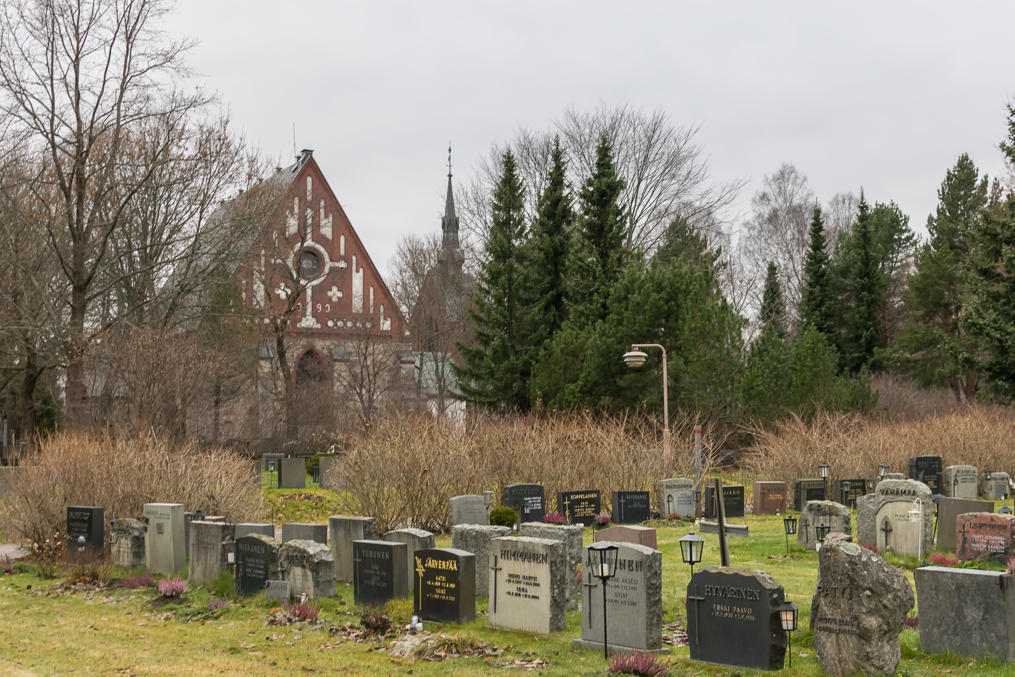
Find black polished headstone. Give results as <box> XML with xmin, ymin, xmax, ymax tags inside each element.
<box><xmin>794</xmin><ymin>478</ymin><xmax>827</xmax><ymax>511</ymax></box>
<box><xmin>612</xmin><ymin>491</ymin><xmax>651</xmax><ymax>524</ymax></box>
<box><xmin>412</xmin><ymin>547</ymin><xmax>476</xmax><ymax>624</ymax></box>
<box><xmin>909</xmin><ymin>455</ymin><xmax>943</xmax><ymax>495</ymax></box>
<box><xmin>834</xmin><ymin>478</ymin><xmax>870</xmax><ymax>508</ymax></box>
<box><xmin>235</xmin><ymin>536</ymin><xmax>273</xmax><ymax>597</ymax></box>
<box><xmin>354</xmin><ymin>539</ymin><xmax>408</xmax><ymax>606</ymax></box>
<box><xmin>556</xmin><ymin>490</ymin><xmax>601</xmax><ymax>526</ymax></box>
<box><xmin>703</xmin><ymin>485</ymin><xmax>745</xmax><ymax>519</ymax></box>
<box><xmin>503</xmin><ymin>484</ymin><xmax>545</xmax><ymax>523</ymax></box>
<box><xmin>66</xmin><ymin>506</ymin><xmax>104</xmax><ymax>556</ymax></box>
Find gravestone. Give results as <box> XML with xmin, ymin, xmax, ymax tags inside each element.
<box><xmin>915</xmin><ymin>566</ymin><xmax>1015</xmax><ymax>661</ymax></box>
<box><xmin>956</xmin><ymin>512</ymin><xmax>1015</xmax><ymax>561</ymax></box>
<box><xmin>353</xmin><ymin>539</ymin><xmax>408</xmax><ymax>606</ymax></box>
<box><xmin>657</xmin><ymin>477</ymin><xmax>695</xmax><ymax>518</ymax></box>
<box><xmin>936</xmin><ymin>496</ymin><xmax>993</xmax><ymax>552</ymax></box>
<box><xmin>188</xmin><ymin>520</ymin><xmax>234</xmax><ymax>585</ymax></box>
<box><xmin>685</xmin><ymin>567</ymin><xmax>786</xmax><ymax>669</ymax></box>
<box><xmin>281</xmin><ymin>522</ymin><xmax>328</xmax><ymax>544</ymax></box>
<box><xmin>234</xmin><ymin>522</ymin><xmax>275</xmax><ymax>539</ymax></box>
<box><xmin>447</xmin><ymin>494</ymin><xmax>489</xmax><ymax>527</ymax></box>
<box><xmin>594</xmin><ymin>525</ymin><xmax>657</xmax><ymax>550</ymax></box>
<box><xmin>143</xmin><ymin>503</ymin><xmax>185</xmax><ymax>574</ymax></box>
<box><xmin>519</xmin><ymin>522</ymin><xmax>583</xmax><ymax>610</ymax></box>
<box><xmin>412</xmin><ymin>547</ymin><xmax>476</xmax><ymax>624</ymax></box>
<box><xmin>752</xmin><ymin>481</ymin><xmax>787</xmax><ymax>515</ymax></box>
<box><xmin>798</xmin><ymin>500</ymin><xmax>851</xmax><ymax>551</ymax></box>
<box><xmin>317</xmin><ymin>455</ymin><xmax>341</xmax><ymax>491</ymax></box>
<box><xmin>235</xmin><ymin>535</ymin><xmax>280</xmax><ymax>596</ymax></box>
<box><xmin>451</xmin><ymin>524</ymin><xmax>511</xmax><ymax>595</ymax></box>
<box><xmin>488</xmin><ymin>536</ymin><xmax>566</xmax><ymax>634</ymax></box>
<box><xmin>942</xmin><ymin>465</ymin><xmax>978</xmax><ymax>499</ymax></box>
<box><xmin>328</xmin><ymin>515</ymin><xmax>376</xmax><ymax>582</ymax></box>
<box><xmin>981</xmin><ymin>470</ymin><xmax>1010</xmax><ymax>500</ymax></box>
<box><xmin>793</xmin><ymin>478</ymin><xmax>827</xmax><ymax>511</ymax></box>
<box><xmin>265</xmin><ymin>580</ymin><xmax>291</xmax><ymax>603</ymax></box>
<box><xmin>703</xmin><ymin>484</ymin><xmax>745</xmax><ymax>519</ymax></box>
<box><xmin>279</xmin><ymin>539</ymin><xmax>336</xmax><ymax>598</ymax></box>
<box><xmin>502</xmin><ymin>483</ymin><xmax>545</xmax><ymax>523</ymax></box>
<box><xmin>110</xmin><ymin>518</ymin><xmax>146</xmax><ymax>568</ymax></box>
<box><xmin>833</xmin><ymin>478</ymin><xmax>869</xmax><ymax>509</ymax></box>
<box><xmin>279</xmin><ymin>457</ymin><xmax>306</xmax><ymax>489</ymax></box>
<box><xmin>66</xmin><ymin>506</ymin><xmax>104</xmax><ymax>558</ymax></box>
<box><xmin>556</xmin><ymin>490</ymin><xmax>601</xmax><ymax>526</ymax></box>
<box><xmin>811</xmin><ymin>533</ymin><xmax>914</xmax><ymax>676</ymax></box>
<box><xmin>383</xmin><ymin>528</ymin><xmax>435</xmax><ymax>593</ymax></box>
<box><xmin>856</xmin><ymin>478</ymin><xmax>933</xmax><ymax>558</ymax></box>
<box><xmin>884</xmin><ymin>472</ymin><xmax>906</xmax><ymax>480</ymax></box>
<box><xmin>908</xmin><ymin>455</ymin><xmax>943</xmax><ymax>495</ymax></box>
<box><xmin>612</xmin><ymin>491</ymin><xmax>651</xmax><ymax>524</ymax></box>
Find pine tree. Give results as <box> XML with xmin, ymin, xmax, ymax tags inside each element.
<box><xmin>798</xmin><ymin>205</ymin><xmax>835</xmax><ymax>339</ymax></box>
<box><xmin>841</xmin><ymin>195</ymin><xmax>881</xmax><ymax>374</ymax></box>
<box><xmin>456</xmin><ymin>150</ymin><xmax>529</xmax><ymax>410</ymax></box>
<box><xmin>738</xmin><ymin>324</ymin><xmax>792</xmax><ymax>420</ymax></box>
<box><xmin>759</xmin><ymin>261</ymin><xmax>787</xmax><ymax>339</ymax></box>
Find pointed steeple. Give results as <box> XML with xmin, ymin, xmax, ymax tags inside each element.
<box><xmin>441</xmin><ymin>144</ymin><xmax>460</xmax><ymax>251</ymax></box>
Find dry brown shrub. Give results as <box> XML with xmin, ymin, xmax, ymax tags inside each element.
<box><xmin>2</xmin><ymin>430</ymin><xmax>262</xmax><ymax>544</ymax></box>
<box><xmin>754</xmin><ymin>407</ymin><xmax>1015</xmax><ymax>488</ymax></box>
<box><xmin>327</xmin><ymin>411</ymin><xmax>726</xmax><ymax>533</ymax></box>
<box><xmin>870</xmin><ymin>374</ymin><xmax>993</xmax><ymax>421</ymax></box>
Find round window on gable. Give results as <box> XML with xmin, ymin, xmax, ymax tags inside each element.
<box><xmin>297</xmin><ymin>249</ymin><xmax>322</xmax><ymax>278</ymax></box>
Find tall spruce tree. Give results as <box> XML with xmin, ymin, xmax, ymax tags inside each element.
<box><xmin>841</xmin><ymin>195</ymin><xmax>882</xmax><ymax>374</ymax></box>
<box><xmin>456</xmin><ymin>150</ymin><xmax>529</xmax><ymax>410</ymax></box>
<box><xmin>798</xmin><ymin>205</ymin><xmax>835</xmax><ymax>339</ymax></box>
<box><xmin>759</xmin><ymin>261</ymin><xmax>787</xmax><ymax>339</ymax></box>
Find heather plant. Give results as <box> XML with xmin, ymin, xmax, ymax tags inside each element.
<box><xmin>119</xmin><ymin>571</ymin><xmax>155</xmax><ymax>589</ymax></box>
<box><xmin>594</xmin><ymin>512</ymin><xmax>611</xmax><ymax>527</ymax></box>
<box><xmin>609</xmin><ymin>651</ymin><xmax>670</xmax><ymax>676</ymax></box>
<box><xmin>208</xmin><ymin>596</ymin><xmax>228</xmax><ymax>611</ymax></box>
<box><xmin>543</xmin><ymin>511</ymin><xmax>565</xmax><ymax>525</ymax></box>
<box><xmin>157</xmin><ymin>577</ymin><xmax>188</xmax><ymax>598</ymax></box>
<box><xmin>930</xmin><ymin>553</ymin><xmax>959</xmax><ymax>567</ymax></box>
<box><xmin>285</xmin><ymin>599</ymin><xmax>320</xmax><ymax>623</ymax></box>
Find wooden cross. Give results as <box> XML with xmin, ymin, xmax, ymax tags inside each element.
<box><xmin>881</xmin><ymin>519</ymin><xmax>893</xmax><ymax>551</ymax></box>
<box><xmin>489</xmin><ymin>555</ymin><xmax>502</xmax><ymax>613</ymax></box>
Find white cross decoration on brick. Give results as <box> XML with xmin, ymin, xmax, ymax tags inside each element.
<box><xmin>275</xmin><ymin>283</ymin><xmax>291</xmax><ymax>299</ymax></box>
<box><xmin>326</xmin><ymin>285</ymin><xmax>342</xmax><ymax>303</ymax></box>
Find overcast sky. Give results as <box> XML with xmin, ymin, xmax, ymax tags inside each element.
<box><xmin>166</xmin><ymin>1</ymin><xmax>1015</xmax><ymax>279</ymax></box>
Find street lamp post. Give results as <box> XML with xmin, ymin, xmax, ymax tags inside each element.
<box><xmin>623</xmin><ymin>344</ymin><xmax>671</xmax><ymax>467</ymax></box>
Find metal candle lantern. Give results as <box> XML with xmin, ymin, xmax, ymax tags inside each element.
<box><xmin>777</xmin><ymin>600</ymin><xmax>799</xmax><ymax>667</ymax></box>
<box><xmin>783</xmin><ymin>514</ymin><xmax>797</xmax><ymax>556</ymax></box>
<box><xmin>679</xmin><ymin>529</ymin><xmax>705</xmax><ymax>577</ymax></box>
<box><xmin>587</xmin><ymin>542</ymin><xmax>619</xmax><ymax>661</ymax></box>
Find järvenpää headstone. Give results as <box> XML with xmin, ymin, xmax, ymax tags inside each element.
<box><xmin>942</xmin><ymin>465</ymin><xmax>978</xmax><ymax>499</ymax></box>
<box><xmin>451</xmin><ymin>524</ymin><xmax>511</xmax><ymax>595</ymax></box>
<box><xmin>487</xmin><ymin>536</ymin><xmax>566</xmax><ymax>634</ymax></box>
<box><xmin>412</xmin><ymin>547</ymin><xmax>476</xmax><ymax>624</ymax></box>
<box><xmin>798</xmin><ymin>500</ymin><xmax>850</xmax><ymax>551</ymax></box>
<box><xmin>383</xmin><ymin>528</ymin><xmax>435</xmax><ymax>593</ymax></box>
<box><xmin>110</xmin><ymin>518</ymin><xmax>146</xmax><ymax>568</ymax></box>
<box><xmin>811</xmin><ymin>533</ymin><xmax>914</xmax><ymax>677</ymax></box>
<box><xmin>328</xmin><ymin>515</ymin><xmax>376</xmax><ymax>582</ymax></box>
<box><xmin>657</xmin><ymin>478</ymin><xmax>695</xmax><ymax>519</ymax></box>
<box><xmin>279</xmin><ymin>539</ymin><xmax>336</xmax><ymax>598</ymax></box>
<box><xmin>856</xmin><ymin>478</ymin><xmax>933</xmax><ymax>558</ymax></box>
<box><xmin>519</xmin><ymin>522</ymin><xmax>582</xmax><ymax>610</ymax></box>
<box><xmin>956</xmin><ymin>512</ymin><xmax>1015</xmax><ymax>561</ymax></box>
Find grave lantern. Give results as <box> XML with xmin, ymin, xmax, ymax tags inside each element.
<box><xmin>587</xmin><ymin>542</ymin><xmax>619</xmax><ymax>661</ymax></box>
<box><xmin>819</xmin><ymin>463</ymin><xmax>830</xmax><ymax>479</ymax></box>
<box><xmin>678</xmin><ymin>529</ymin><xmax>705</xmax><ymax>577</ymax></box>
<box><xmin>777</xmin><ymin>600</ymin><xmax>799</xmax><ymax>667</ymax></box>
<box><xmin>782</xmin><ymin>515</ymin><xmax>797</xmax><ymax>556</ymax></box>
<box><xmin>815</xmin><ymin>524</ymin><xmax>830</xmax><ymax>550</ymax></box>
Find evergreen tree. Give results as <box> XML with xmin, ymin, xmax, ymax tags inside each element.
<box><xmin>798</xmin><ymin>205</ymin><xmax>835</xmax><ymax>339</ymax></box>
<box><xmin>840</xmin><ymin>195</ymin><xmax>881</xmax><ymax>374</ymax></box>
<box><xmin>456</xmin><ymin>150</ymin><xmax>529</xmax><ymax>410</ymax></box>
<box><xmin>653</xmin><ymin>215</ymin><xmax>722</xmax><ymax>274</ymax></box>
<box><xmin>738</xmin><ymin>324</ymin><xmax>792</xmax><ymax>420</ymax></box>
<box><xmin>568</xmin><ymin>135</ymin><xmax>627</xmax><ymax>325</ymax></box>
<box><xmin>789</xmin><ymin>324</ymin><xmax>853</xmax><ymax>417</ymax></box>
<box><xmin>759</xmin><ymin>261</ymin><xmax>787</xmax><ymax>339</ymax></box>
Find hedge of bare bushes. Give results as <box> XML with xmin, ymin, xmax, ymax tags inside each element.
<box><xmin>2</xmin><ymin>431</ymin><xmax>262</xmax><ymax>544</ymax></box>
<box><xmin>325</xmin><ymin>412</ymin><xmax>725</xmax><ymax>533</ymax></box>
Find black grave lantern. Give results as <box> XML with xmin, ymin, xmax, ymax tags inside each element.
<box><xmin>678</xmin><ymin>529</ymin><xmax>705</xmax><ymax>577</ymax></box>
<box><xmin>878</xmin><ymin>463</ymin><xmax>889</xmax><ymax>480</ymax></box>
<box><xmin>777</xmin><ymin>600</ymin><xmax>799</xmax><ymax>667</ymax></box>
<box><xmin>587</xmin><ymin>542</ymin><xmax>620</xmax><ymax>661</ymax></box>
<box><xmin>815</xmin><ymin>523</ymin><xmax>831</xmax><ymax>549</ymax></box>
<box><xmin>818</xmin><ymin>463</ymin><xmax>830</xmax><ymax>480</ymax></box>
<box><xmin>193</xmin><ymin>508</ymin><xmax>205</xmax><ymax>521</ymax></box>
<box><xmin>782</xmin><ymin>515</ymin><xmax>797</xmax><ymax>556</ymax></box>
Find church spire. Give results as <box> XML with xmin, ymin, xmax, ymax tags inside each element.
<box><xmin>441</xmin><ymin>143</ymin><xmax>460</xmax><ymax>251</ymax></box>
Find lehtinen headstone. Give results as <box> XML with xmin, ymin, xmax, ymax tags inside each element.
<box><xmin>856</xmin><ymin>478</ymin><xmax>933</xmax><ymax>559</ymax></box>
<box><xmin>704</xmin><ymin>484</ymin><xmax>745</xmax><ymax>519</ymax></box>
<box><xmin>942</xmin><ymin>465</ymin><xmax>978</xmax><ymax>499</ymax></box>
<box><xmin>451</xmin><ymin>524</ymin><xmax>511</xmax><ymax>595</ymax></box>
<box><xmin>353</xmin><ymin>539</ymin><xmax>408</xmax><ymax>606</ymax></box>
<box><xmin>612</xmin><ymin>491</ymin><xmax>651</xmax><ymax>524</ymax></box>
<box><xmin>908</xmin><ymin>455</ymin><xmax>943</xmax><ymax>495</ymax></box>
<box><xmin>798</xmin><ymin>500</ymin><xmax>851</xmax><ymax>551</ymax></box>
<box><xmin>383</xmin><ymin>528</ymin><xmax>435</xmax><ymax>593</ymax></box>
<box><xmin>956</xmin><ymin>512</ymin><xmax>1015</xmax><ymax>561</ymax></box>
<box><xmin>556</xmin><ymin>490</ymin><xmax>601</xmax><ymax>526</ymax></box>
<box><xmin>981</xmin><ymin>470</ymin><xmax>1010</xmax><ymax>500</ymax></box>
<box><xmin>752</xmin><ymin>481</ymin><xmax>787</xmax><ymax>515</ymax></box>
<box><xmin>279</xmin><ymin>539</ymin><xmax>336</xmax><ymax>599</ymax></box>
<box><xmin>793</xmin><ymin>478</ymin><xmax>826</xmax><ymax>511</ymax></box>
<box><xmin>936</xmin><ymin>496</ymin><xmax>993</xmax><ymax>553</ymax></box>
<box><xmin>412</xmin><ymin>547</ymin><xmax>476</xmax><ymax>624</ymax></box>
<box><xmin>188</xmin><ymin>520</ymin><xmax>234</xmax><ymax>585</ymax></box>
<box><xmin>448</xmin><ymin>494</ymin><xmax>489</xmax><ymax>527</ymax></box>
<box><xmin>110</xmin><ymin>517</ymin><xmax>146</xmax><ymax>568</ymax></box>
<box><xmin>503</xmin><ymin>484</ymin><xmax>545</xmax><ymax>523</ymax></box>
<box><xmin>143</xmin><ymin>503</ymin><xmax>185</xmax><ymax>575</ymax></box>
<box><xmin>66</xmin><ymin>506</ymin><xmax>104</xmax><ymax>558</ymax></box>
<box><xmin>519</xmin><ymin>522</ymin><xmax>583</xmax><ymax>611</ymax></box>
<box><xmin>328</xmin><ymin>515</ymin><xmax>376</xmax><ymax>582</ymax></box>
<box><xmin>657</xmin><ymin>478</ymin><xmax>695</xmax><ymax>518</ymax></box>
<box><xmin>578</xmin><ymin>542</ymin><xmax>664</xmax><ymax>653</ymax></box>
<box><xmin>685</xmin><ymin>567</ymin><xmax>786</xmax><ymax>669</ymax></box>
<box><xmin>279</xmin><ymin>457</ymin><xmax>306</xmax><ymax>489</ymax></box>
<box><xmin>235</xmin><ymin>535</ymin><xmax>279</xmax><ymax>597</ymax></box>
<box><xmin>487</xmin><ymin>536</ymin><xmax>566</xmax><ymax>634</ymax></box>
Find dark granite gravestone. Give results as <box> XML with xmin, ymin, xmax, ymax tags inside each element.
<box><xmin>703</xmin><ymin>485</ymin><xmax>745</xmax><ymax>519</ymax></box>
<box><xmin>612</xmin><ymin>491</ymin><xmax>651</xmax><ymax>524</ymax></box>
<box><xmin>752</xmin><ymin>481</ymin><xmax>787</xmax><ymax>515</ymax></box>
<box><xmin>556</xmin><ymin>490</ymin><xmax>601</xmax><ymax>526</ymax></box>
<box><xmin>908</xmin><ymin>455</ymin><xmax>943</xmax><ymax>495</ymax></box>
<box><xmin>412</xmin><ymin>547</ymin><xmax>476</xmax><ymax>624</ymax></box>
<box><xmin>503</xmin><ymin>484</ymin><xmax>545</xmax><ymax>523</ymax></box>
<box><xmin>353</xmin><ymin>539</ymin><xmax>408</xmax><ymax>606</ymax></box>
<box><xmin>685</xmin><ymin>567</ymin><xmax>786</xmax><ymax>670</ymax></box>
<box><xmin>833</xmin><ymin>478</ymin><xmax>869</xmax><ymax>508</ymax></box>
<box><xmin>936</xmin><ymin>496</ymin><xmax>993</xmax><ymax>552</ymax></box>
<box><xmin>66</xmin><ymin>506</ymin><xmax>104</xmax><ymax>557</ymax></box>
<box><xmin>793</xmin><ymin>479</ymin><xmax>826</xmax><ymax>511</ymax></box>
<box><xmin>956</xmin><ymin>512</ymin><xmax>1015</xmax><ymax>561</ymax></box>
<box><xmin>235</xmin><ymin>535</ymin><xmax>278</xmax><ymax>597</ymax></box>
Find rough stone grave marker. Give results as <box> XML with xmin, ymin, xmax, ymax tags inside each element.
<box><xmin>657</xmin><ymin>478</ymin><xmax>695</xmax><ymax>518</ymax></box>
<box><xmin>66</xmin><ymin>506</ymin><xmax>104</xmax><ymax>558</ymax></box>
<box><xmin>281</xmin><ymin>522</ymin><xmax>328</xmax><ymax>544</ymax></box>
<box><xmin>703</xmin><ymin>484</ymin><xmax>745</xmax><ymax>519</ymax></box>
<box><xmin>188</xmin><ymin>520</ymin><xmax>234</xmax><ymax>585</ymax></box>
<box><xmin>612</xmin><ymin>491</ymin><xmax>651</xmax><ymax>524</ymax></box>
<box><xmin>353</xmin><ymin>539</ymin><xmax>408</xmax><ymax>606</ymax></box>
<box><xmin>328</xmin><ymin>515</ymin><xmax>376</xmax><ymax>582</ymax></box>
<box><xmin>956</xmin><ymin>512</ymin><xmax>1015</xmax><ymax>561</ymax></box>
<box><xmin>833</xmin><ymin>478</ymin><xmax>869</xmax><ymax>509</ymax></box>
<box><xmin>110</xmin><ymin>517</ymin><xmax>146</xmax><ymax>568</ymax></box>
<box><xmin>519</xmin><ymin>522</ymin><xmax>582</xmax><ymax>610</ymax></box>
<box><xmin>143</xmin><ymin>503</ymin><xmax>185</xmax><ymax>574</ymax></box>
<box><xmin>279</xmin><ymin>457</ymin><xmax>306</xmax><ymax>489</ymax></box>
<box><xmin>556</xmin><ymin>490</ymin><xmax>601</xmax><ymax>526</ymax></box>
<box><xmin>235</xmin><ymin>535</ymin><xmax>279</xmax><ymax>597</ymax></box>
<box><xmin>981</xmin><ymin>470</ymin><xmax>1010</xmax><ymax>500</ymax></box>
<box><xmin>752</xmin><ymin>481</ymin><xmax>787</xmax><ymax>515</ymax></box>
<box><xmin>685</xmin><ymin>567</ymin><xmax>786</xmax><ymax>669</ymax></box>
<box><xmin>448</xmin><ymin>494</ymin><xmax>489</xmax><ymax>527</ymax></box>
<box><xmin>279</xmin><ymin>539</ymin><xmax>336</xmax><ymax>598</ymax></box>
<box><xmin>383</xmin><ymin>528</ymin><xmax>435</xmax><ymax>593</ymax></box>
<box><xmin>856</xmin><ymin>478</ymin><xmax>933</xmax><ymax>558</ymax></box>
<box><xmin>503</xmin><ymin>483</ymin><xmax>545</xmax><ymax>523</ymax></box>
<box><xmin>943</xmin><ymin>465</ymin><xmax>978</xmax><ymax>499</ymax></box>
<box><xmin>936</xmin><ymin>496</ymin><xmax>993</xmax><ymax>552</ymax></box>
<box><xmin>908</xmin><ymin>455</ymin><xmax>943</xmax><ymax>495</ymax></box>
<box><xmin>793</xmin><ymin>478</ymin><xmax>826</xmax><ymax>511</ymax></box>
<box><xmin>451</xmin><ymin>524</ymin><xmax>511</xmax><ymax>595</ymax></box>
<box><xmin>412</xmin><ymin>547</ymin><xmax>475</xmax><ymax>624</ymax></box>
<box><xmin>799</xmin><ymin>500</ymin><xmax>851</xmax><ymax>551</ymax></box>
<box><xmin>594</xmin><ymin>525</ymin><xmax>657</xmax><ymax>550</ymax></box>
<box><xmin>488</xmin><ymin>536</ymin><xmax>566</xmax><ymax>634</ymax></box>
<box><xmin>578</xmin><ymin>542</ymin><xmax>664</xmax><ymax>653</ymax></box>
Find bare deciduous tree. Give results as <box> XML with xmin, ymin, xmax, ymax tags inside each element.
<box><xmin>335</xmin><ymin>335</ymin><xmax>401</xmax><ymax>433</ymax></box>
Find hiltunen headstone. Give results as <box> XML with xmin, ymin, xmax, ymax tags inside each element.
<box><xmin>556</xmin><ymin>490</ymin><xmax>601</xmax><ymax>526</ymax></box>
<box><xmin>488</xmin><ymin>536</ymin><xmax>566</xmax><ymax>634</ymax></box>
<box><xmin>234</xmin><ymin>522</ymin><xmax>275</xmax><ymax>539</ymax></box>
<box><xmin>833</xmin><ymin>478</ymin><xmax>869</xmax><ymax>509</ymax></box>
<box><xmin>793</xmin><ymin>478</ymin><xmax>826</xmax><ymax>511</ymax></box>
<box><xmin>451</xmin><ymin>524</ymin><xmax>511</xmax><ymax>595</ymax></box>
<box><xmin>503</xmin><ymin>483</ymin><xmax>545</xmax><ymax>523</ymax></box>
<box><xmin>685</xmin><ymin>567</ymin><xmax>786</xmax><ymax>669</ymax></box>
<box><xmin>143</xmin><ymin>503</ymin><xmax>185</xmax><ymax>574</ymax></box>
<box><xmin>328</xmin><ymin>515</ymin><xmax>376</xmax><ymax>582</ymax></box>
<box><xmin>956</xmin><ymin>512</ymin><xmax>1015</xmax><ymax>561</ymax></box>
<box><xmin>857</xmin><ymin>478</ymin><xmax>933</xmax><ymax>558</ymax></box>
<box><xmin>908</xmin><ymin>455</ymin><xmax>943</xmax><ymax>495</ymax></box>
<box><xmin>353</xmin><ymin>539</ymin><xmax>407</xmax><ymax>606</ymax></box>
<box><xmin>66</xmin><ymin>506</ymin><xmax>104</xmax><ymax>557</ymax></box>
<box><xmin>942</xmin><ymin>465</ymin><xmax>978</xmax><ymax>499</ymax></box>
<box><xmin>703</xmin><ymin>484</ymin><xmax>745</xmax><ymax>519</ymax></box>
<box><xmin>612</xmin><ymin>491</ymin><xmax>651</xmax><ymax>524</ymax></box>
<box><xmin>657</xmin><ymin>478</ymin><xmax>695</xmax><ymax>518</ymax></box>
<box><xmin>188</xmin><ymin>520</ymin><xmax>234</xmax><ymax>585</ymax></box>
<box><xmin>981</xmin><ymin>470</ymin><xmax>1010</xmax><ymax>500</ymax></box>
<box><xmin>798</xmin><ymin>500</ymin><xmax>851</xmax><ymax>551</ymax></box>
<box><xmin>519</xmin><ymin>522</ymin><xmax>583</xmax><ymax>610</ymax></box>
<box><xmin>595</xmin><ymin>525</ymin><xmax>658</xmax><ymax>550</ymax></box>
<box><xmin>752</xmin><ymin>481</ymin><xmax>787</xmax><ymax>515</ymax></box>
<box><xmin>448</xmin><ymin>494</ymin><xmax>489</xmax><ymax>526</ymax></box>
<box><xmin>265</xmin><ymin>580</ymin><xmax>291</xmax><ymax>603</ymax></box>
<box><xmin>281</xmin><ymin>522</ymin><xmax>328</xmax><ymax>544</ymax></box>
<box><xmin>110</xmin><ymin>518</ymin><xmax>146</xmax><ymax>568</ymax></box>
<box><xmin>279</xmin><ymin>539</ymin><xmax>336</xmax><ymax>598</ymax></box>
<box><xmin>279</xmin><ymin>457</ymin><xmax>306</xmax><ymax>489</ymax></box>
<box><xmin>811</xmin><ymin>533</ymin><xmax>913</xmax><ymax>677</ymax></box>
<box><xmin>578</xmin><ymin>542</ymin><xmax>664</xmax><ymax>653</ymax></box>
<box><xmin>412</xmin><ymin>547</ymin><xmax>475</xmax><ymax>624</ymax></box>
<box><xmin>383</xmin><ymin>528</ymin><xmax>435</xmax><ymax>593</ymax></box>
<box><xmin>936</xmin><ymin>496</ymin><xmax>993</xmax><ymax>552</ymax></box>
<box><xmin>235</xmin><ymin>535</ymin><xmax>279</xmax><ymax>597</ymax></box>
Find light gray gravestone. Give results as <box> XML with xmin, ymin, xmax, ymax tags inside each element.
<box><xmin>594</xmin><ymin>525</ymin><xmax>657</xmax><ymax>550</ymax></box>
<box><xmin>798</xmin><ymin>500</ymin><xmax>851</xmax><ymax>551</ymax></box>
<box><xmin>448</xmin><ymin>494</ymin><xmax>490</xmax><ymax>526</ymax></box>
<box><xmin>317</xmin><ymin>455</ymin><xmax>341</xmax><ymax>491</ymax></box>
<box><xmin>981</xmin><ymin>470</ymin><xmax>1010</xmax><ymax>500</ymax></box>
<box><xmin>936</xmin><ymin>496</ymin><xmax>993</xmax><ymax>552</ymax></box>
<box><xmin>383</xmin><ymin>528</ymin><xmax>435</xmax><ymax>593</ymax></box>
<box><xmin>915</xmin><ymin>566</ymin><xmax>1015</xmax><ymax>660</ymax></box>
<box><xmin>281</xmin><ymin>522</ymin><xmax>328</xmax><ymax>544</ymax></box>
<box><xmin>488</xmin><ymin>536</ymin><xmax>566</xmax><ymax>634</ymax></box>
<box><xmin>856</xmin><ymin>478</ymin><xmax>933</xmax><ymax>558</ymax></box>
<box><xmin>143</xmin><ymin>503</ymin><xmax>185</xmax><ymax>575</ymax></box>
<box><xmin>234</xmin><ymin>522</ymin><xmax>275</xmax><ymax>539</ymax></box>
<box><xmin>265</xmin><ymin>580</ymin><xmax>292</xmax><ymax>603</ymax></box>
<box><xmin>279</xmin><ymin>457</ymin><xmax>306</xmax><ymax>489</ymax></box>
<box><xmin>110</xmin><ymin>518</ymin><xmax>146</xmax><ymax>568</ymax></box>
<box><xmin>188</xmin><ymin>520</ymin><xmax>235</xmax><ymax>584</ymax></box>
<box><xmin>519</xmin><ymin>522</ymin><xmax>583</xmax><ymax>610</ymax></box>
<box><xmin>451</xmin><ymin>524</ymin><xmax>511</xmax><ymax>595</ymax></box>
<box><xmin>278</xmin><ymin>539</ymin><xmax>336</xmax><ymax>598</ymax></box>
<box><xmin>657</xmin><ymin>478</ymin><xmax>695</xmax><ymax>518</ymax></box>
<box><xmin>942</xmin><ymin>465</ymin><xmax>978</xmax><ymax>499</ymax></box>
<box><xmin>328</xmin><ymin>515</ymin><xmax>376</xmax><ymax>582</ymax></box>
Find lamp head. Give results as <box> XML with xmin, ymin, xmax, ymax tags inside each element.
<box><xmin>678</xmin><ymin>529</ymin><xmax>705</xmax><ymax>566</ymax></box>
<box><xmin>587</xmin><ymin>541</ymin><xmax>619</xmax><ymax>581</ymax></box>
<box><xmin>777</xmin><ymin>600</ymin><xmax>799</xmax><ymax>632</ymax></box>
<box><xmin>623</xmin><ymin>348</ymin><xmax>648</xmax><ymax>369</ymax></box>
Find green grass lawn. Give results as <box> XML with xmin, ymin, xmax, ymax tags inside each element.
<box><xmin>0</xmin><ymin>497</ymin><xmax>1012</xmax><ymax>675</ymax></box>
